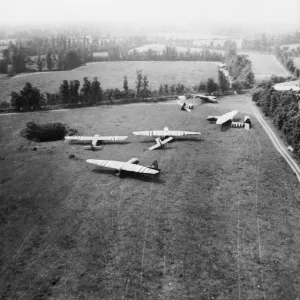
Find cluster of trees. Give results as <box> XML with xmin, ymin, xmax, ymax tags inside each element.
<box><xmin>241</xmin><ymin>31</ymin><xmax>300</xmax><ymax>53</ymax></box>
<box><xmin>225</xmin><ymin>54</ymin><xmax>255</xmax><ymax>89</ymax></box>
<box><xmin>58</xmin><ymin>77</ymin><xmax>102</xmax><ymax>104</ymax></box>
<box><xmin>253</xmin><ymin>85</ymin><xmax>300</xmax><ymax>158</ymax></box>
<box><xmin>0</xmin><ymin>36</ymin><xmax>93</xmax><ymax>74</ymax></box>
<box><xmin>10</xmin><ymin>82</ymin><xmax>45</xmax><ymax>109</ymax></box>
<box><xmin>274</xmin><ymin>46</ymin><xmax>300</xmax><ymax>78</ymax></box>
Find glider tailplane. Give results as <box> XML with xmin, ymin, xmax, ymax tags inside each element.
<box><xmin>149</xmin><ymin>160</ymin><xmax>161</xmax><ymax>172</ymax></box>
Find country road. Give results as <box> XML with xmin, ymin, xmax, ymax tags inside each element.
<box><xmin>251</xmin><ymin>99</ymin><xmax>300</xmax><ymax>183</ymax></box>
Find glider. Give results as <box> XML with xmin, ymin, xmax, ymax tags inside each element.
<box><xmin>177</xmin><ymin>96</ymin><xmax>194</xmax><ymax>112</ymax></box>
<box><xmin>149</xmin><ymin>137</ymin><xmax>173</xmax><ymax>150</ymax></box>
<box><xmin>193</xmin><ymin>94</ymin><xmax>218</xmax><ymax>103</ymax></box>
<box><xmin>207</xmin><ymin>111</ymin><xmax>251</xmax><ymax>129</ymax></box>
<box><xmin>86</xmin><ymin>157</ymin><xmax>160</xmax><ymax>176</ymax></box>
<box><xmin>65</xmin><ymin>134</ymin><xmax>128</xmax><ymax>150</ymax></box>
<box><xmin>207</xmin><ymin>110</ymin><xmax>238</xmax><ymax>125</ymax></box>
<box><xmin>132</xmin><ymin>127</ymin><xmax>201</xmax><ymax>138</ymax></box>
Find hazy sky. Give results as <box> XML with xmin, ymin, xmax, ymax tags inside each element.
<box><xmin>1</xmin><ymin>0</ymin><xmax>299</xmax><ymax>26</ymax></box>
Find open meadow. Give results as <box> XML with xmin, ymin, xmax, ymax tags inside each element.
<box><xmin>240</xmin><ymin>52</ymin><xmax>289</xmax><ymax>81</ymax></box>
<box><xmin>0</xmin><ymin>61</ymin><xmax>219</xmax><ymax>103</ymax></box>
<box><xmin>0</xmin><ymin>95</ymin><xmax>300</xmax><ymax>299</ymax></box>
<box><xmin>292</xmin><ymin>56</ymin><xmax>300</xmax><ymax>69</ymax></box>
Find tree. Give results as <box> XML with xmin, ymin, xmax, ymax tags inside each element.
<box><xmin>11</xmin><ymin>45</ymin><xmax>26</xmax><ymax>74</ymax></box>
<box><xmin>57</xmin><ymin>51</ymin><xmax>65</xmax><ymax>70</ymax></box>
<box><xmin>46</xmin><ymin>52</ymin><xmax>53</xmax><ymax>70</ymax></box>
<box><xmin>142</xmin><ymin>75</ymin><xmax>149</xmax><ymax>90</ymax></box>
<box><xmin>164</xmin><ymin>84</ymin><xmax>169</xmax><ymax>94</ymax></box>
<box><xmin>206</xmin><ymin>78</ymin><xmax>218</xmax><ymax>94</ymax></box>
<box><xmin>81</xmin><ymin>77</ymin><xmax>91</xmax><ymax>103</ymax></box>
<box><xmin>70</xmin><ymin>80</ymin><xmax>80</xmax><ymax>103</ymax></box>
<box><xmin>158</xmin><ymin>84</ymin><xmax>163</xmax><ymax>94</ymax></box>
<box><xmin>123</xmin><ymin>76</ymin><xmax>129</xmax><ymax>94</ymax></box>
<box><xmin>218</xmin><ymin>69</ymin><xmax>230</xmax><ymax>93</ymax></box>
<box><xmin>170</xmin><ymin>84</ymin><xmax>176</xmax><ymax>94</ymax></box>
<box><xmin>198</xmin><ymin>80</ymin><xmax>206</xmax><ymax>92</ymax></box>
<box><xmin>91</xmin><ymin>77</ymin><xmax>102</xmax><ymax>103</ymax></box>
<box><xmin>64</xmin><ymin>50</ymin><xmax>81</xmax><ymax>70</ymax></box>
<box><xmin>11</xmin><ymin>82</ymin><xmax>44</xmax><ymax>109</ymax></box>
<box><xmin>36</xmin><ymin>55</ymin><xmax>44</xmax><ymax>72</ymax></box>
<box><xmin>135</xmin><ymin>69</ymin><xmax>143</xmax><ymax>97</ymax></box>
<box><xmin>59</xmin><ymin>80</ymin><xmax>70</xmax><ymax>103</ymax></box>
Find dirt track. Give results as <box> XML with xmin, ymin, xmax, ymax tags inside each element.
<box><xmin>0</xmin><ymin>95</ymin><xmax>300</xmax><ymax>299</ymax></box>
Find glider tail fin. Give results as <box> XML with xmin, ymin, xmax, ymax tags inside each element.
<box><xmin>150</xmin><ymin>160</ymin><xmax>159</xmax><ymax>170</ymax></box>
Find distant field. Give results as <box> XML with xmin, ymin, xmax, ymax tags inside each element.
<box><xmin>0</xmin><ymin>61</ymin><xmax>219</xmax><ymax>103</ymax></box>
<box><xmin>193</xmin><ymin>38</ymin><xmax>243</xmax><ymax>49</ymax></box>
<box><xmin>292</xmin><ymin>57</ymin><xmax>300</xmax><ymax>68</ymax></box>
<box><xmin>240</xmin><ymin>52</ymin><xmax>289</xmax><ymax>81</ymax></box>
<box><xmin>129</xmin><ymin>43</ymin><xmax>224</xmax><ymax>54</ymax></box>
<box><xmin>280</xmin><ymin>44</ymin><xmax>300</xmax><ymax>50</ymax></box>
<box><xmin>93</xmin><ymin>52</ymin><xmax>109</xmax><ymax>57</ymax></box>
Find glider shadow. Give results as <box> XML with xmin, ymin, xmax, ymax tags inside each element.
<box><xmin>92</xmin><ymin>168</ymin><xmax>165</xmax><ymax>184</ymax></box>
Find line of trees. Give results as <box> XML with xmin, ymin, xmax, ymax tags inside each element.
<box><xmin>252</xmin><ymin>84</ymin><xmax>300</xmax><ymax>158</ymax></box>
<box><xmin>9</xmin><ymin>67</ymin><xmax>233</xmax><ymax>110</ymax></box>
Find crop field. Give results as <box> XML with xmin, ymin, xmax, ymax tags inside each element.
<box><xmin>240</xmin><ymin>52</ymin><xmax>289</xmax><ymax>81</ymax></box>
<box><xmin>280</xmin><ymin>44</ymin><xmax>300</xmax><ymax>50</ymax></box>
<box><xmin>0</xmin><ymin>95</ymin><xmax>300</xmax><ymax>299</ymax></box>
<box><xmin>292</xmin><ymin>56</ymin><xmax>300</xmax><ymax>69</ymax></box>
<box><xmin>0</xmin><ymin>61</ymin><xmax>219</xmax><ymax>103</ymax></box>
<box><xmin>128</xmin><ymin>44</ymin><xmax>224</xmax><ymax>54</ymax></box>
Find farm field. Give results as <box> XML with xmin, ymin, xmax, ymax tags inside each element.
<box><xmin>0</xmin><ymin>95</ymin><xmax>300</xmax><ymax>299</ymax></box>
<box><xmin>240</xmin><ymin>51</ymin><xmax>289</xmax><ymax>81</ymax></box>
<box><xmin>0</xmin><ymin>61</ymin><xmax>219</xmax><ymax>103</ymax></box>
<box><xmin>193</xmin><ymin>38</ymin><xmax>243</xmax><ymax>49</ymax></box>
<box><xmin>129</xmin><ymin>43</ymin><xmax>224</xmax><ymax>54</ymax></box>
<box><xmin>280</xmin><ymin>44</ymin><xmax>300</xmax><ymax>50</ymax></box>
<box><xmin>292</xmin><ymin>56</ymin><xmax>300</xmax><ymax>69</ymax></box>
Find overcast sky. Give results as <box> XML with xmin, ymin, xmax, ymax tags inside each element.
<box><xmin>1</xmin><ymin>0</ymin><xmax>299</xmax><ymax>26</ymax></box>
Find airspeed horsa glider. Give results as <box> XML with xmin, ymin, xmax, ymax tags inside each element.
<box><xmin>207</xmin><ymin>111</ymin><xmax>251</xmax><ymax>129</ymax></box>
<box><xmin>177</xmin><ymin>96</ymin><xmax>194</xmax><ymax>112</ymax></box>
<box><xmin>132</xmin><ymin>127</ymin><xmax>201</xmax><ymax>139</ymax></box>
<box><xmin>86</xmin><ymin>158</ymin><xmax>160</xmax><ymax>176</ymax></box>
<box><xmin>207</xmin><ymin>110</ymin><xmax>238</xmax><ymax>125</ymax></box>
<box><xmin>65</xmin><ymin>134</ymin><xmax>128</xmax><ymax>150</ymax></box>
<box><xmin>193</xmin><ymin>94</ymin><xmax>218</xmax><ymax>103</ymax></box>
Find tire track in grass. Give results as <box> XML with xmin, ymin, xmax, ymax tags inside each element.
<box><xmin>254</xmin><ymin>135</ymin><xmax>266</xmax><ymax>300</ymax></box>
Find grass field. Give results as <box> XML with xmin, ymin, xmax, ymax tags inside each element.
<box><xmin>280</xmin><ymin>44</ymin><xmax>300</xmax><ymax>50</ymax></box>
<box><xmin>0</xmin><ymin>95</ymin><xmax>300</xmax><ymax>299</ymax></box>
<box><xmin>0</xmin><ymin>61</ymin><xmax>219</xmax><ymax>103</ymax></box>
<box><xmin>292</xmin><ymin>56</ymin><xmax>300</xmax><ymax>69</ymax></box>
<box><xmin>240</xmin><ymin>52</ymin><xmax>289</xmax><ymax>81</ymax></box>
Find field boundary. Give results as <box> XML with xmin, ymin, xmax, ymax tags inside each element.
<box><xmin>251</xmin><ymin>100</ymin><xmax>300</xmax><ymax>183</ymax></box>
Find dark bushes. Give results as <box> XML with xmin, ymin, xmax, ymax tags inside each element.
<box><xmin>20</xmin><ymin>122</ymin><xmax>77</xmax><ymax>142</ymax></box>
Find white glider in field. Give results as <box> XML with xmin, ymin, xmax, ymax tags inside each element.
<box><xmin>86</xmin><ymin>157</ymin><xmax>160</xmax><ymax>176</ymax></box>
<box><xmin>193</xmin><ymin>94</ymin><xmax>218</xmax><ymax>103</ymax></box>
<box><xmin>207</xmin><ymin>110</ymin><xmax>238</xmax><ymax>125</ymax></box>
<box><xmin>177</xmin><ymin>96</ymin><xmax>194</xmax><ymax>112</ymax></box>
<box><xmin>132</xmin><ymin>127</ymin><xmax>201</xmax><ymax>138</ymax></box>
<box><xmin>207</xmin><ymin>111</ymin><xmax>251</xmax><ymax>129</ymax></box>
<box><xmin>149</xmin><ymin>137</ymin><xmax>173</xmax><ymax>150</ymax></box>
<box><xmin>65</xmin><ymin>134</ymin><xmax>128</xmax><ymax>150</ymax></box>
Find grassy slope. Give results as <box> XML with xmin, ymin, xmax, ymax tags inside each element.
<box><xmin>0</xmin><ymin>95</ymin><xmax>300</xmax><ymax>299</ymax></box>
<box><xmin>240</xmin><ymin>52</ymin><xmax>289</xmax><ymax>81</ymax></box>
<box><xmin>0</xmin><ymin>61</ymin><xmax>218</xmax><ymax>104</ymax></box>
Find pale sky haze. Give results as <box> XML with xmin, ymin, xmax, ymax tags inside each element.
<box><xmin>1</xmin><ymin>0</ymin><xmax>299</xmax><ymax>26</ymax></box>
